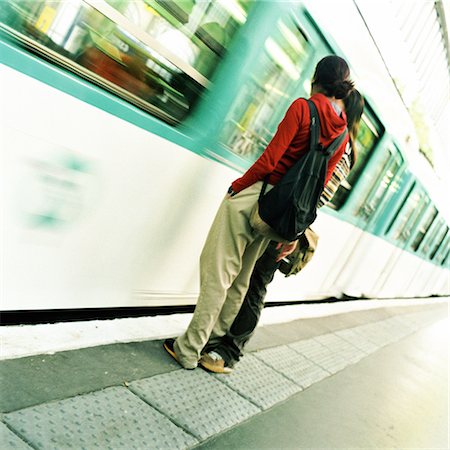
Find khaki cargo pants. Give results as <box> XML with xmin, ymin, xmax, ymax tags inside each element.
<box><xmin>174</xmin><ymin>182</ymin><xmax>271</xmax><ymax>369</ymax></box>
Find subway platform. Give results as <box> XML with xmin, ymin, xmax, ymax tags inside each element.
<box><xmin>1</xmin><ymin>299</ymin><xmax>448</xmax><ymax>449</ymax></box>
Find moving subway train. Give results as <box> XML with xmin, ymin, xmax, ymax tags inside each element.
<box><xmin>1</xmin><ymin>0</ymin><xmax>449</xmax><ymax>319</ymax></box>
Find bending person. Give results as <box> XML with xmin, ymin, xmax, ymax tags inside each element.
<box><xmin>200</xmin><ymin>89</ymin><xmax>365</xmax><ymax>373</ymax></box>
<box><xmin>164</xmin><ymin>55</ymin><xmax>354</xmax><ymax>370</ymax></box>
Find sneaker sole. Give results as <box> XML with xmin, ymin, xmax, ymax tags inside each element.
<box><xmin>163</xmin><ymin>341</ymin><xmax>179</xmax><ymax>362</ymax></box>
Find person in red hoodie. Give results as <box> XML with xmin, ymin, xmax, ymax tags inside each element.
<box><xmin>199</xmin><ymin>89</ymin><xmax>365</xmax><ymax>374</ymax></box>
<box><xmin>164</xmin><ymin>55</ymin><xmax>354</xmax><ymax>370</ymax></box>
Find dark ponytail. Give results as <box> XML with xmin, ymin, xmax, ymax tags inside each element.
<box><xmin>330</xmin><ymin>79</ymin><xmax>354</xmax><ymax>100</ymax></box>
<box><xmin>343</xmin><ymin>89</ymin><xmax>365</xmax><ymax>166</ymax></box>
<box><xmin>312</xmin><ymin>55</ymin><xmax>354</xmax><ymax>99</ymax></box>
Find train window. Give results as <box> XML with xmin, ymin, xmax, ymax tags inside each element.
<box><xmin>386</xmin><ymin>187</ymin><xmax>426</xmax><ymax>243</ymax></box>
<box><xmin>410</xmin><ymin>206</ymin><xmax>438</xmax><ymax>251</ymax></box>
<box><xmin>423</xmin><ymin>220</ymin><xmax>446</xmax><ymax>258</ymax></box>
<box><xmin>0</xmin><ymin>0</ymin><xmax>251</xmax><ymax>123</ymax></box>
<box><xmin>328</xmin><ymin>110</ymin><xmax>382</xmax><ymax>209</ymax></box>
<box><xmin>101</xmin><ymin>0</ymin><xmax>251</xmax><ymax>80</ymax></box>
<box><xmin>432</xmin><ymin>232</ymin><xmax>449</xmax><ymax>262</ymax></box>
<box><xmin>355</xmin><ymin>146</ymin><xmax>403</xmax><ymax>221</ymax></box>
<box><xmin>441</xmin><ymin>248</ymin><xmax>450</xmax><ymax>268</ymax></box>
<box><xmin>218</xmin><ymin>15</ymin><xmax>312</xmax><ymax>159</ymax></box>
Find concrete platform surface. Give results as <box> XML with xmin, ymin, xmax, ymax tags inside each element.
<box><xmin>0</xmin><ymin>301</ymin><xmax>448</xmax><ymax>449</ymax></box>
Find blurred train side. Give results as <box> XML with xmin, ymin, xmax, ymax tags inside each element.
<box><xmin>0</xmin><ymin>0</ymin><xmax>448</xmax><ymax>315</ymax></box>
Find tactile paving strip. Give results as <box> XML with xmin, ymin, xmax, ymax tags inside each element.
<box><xmin>1</xmin><ymin>310</ymin><xmax>441</xmax><ymax>450</ymax></box>
<box><xmin>314</xmin><ymin>332</ymin><xmax>366</xmax><ymax>365</ymax></box>
<box><xmin>395</xmin><ymin>313</ymin><xmax>421</xmax><ymax>331</ymax></box>
<box><xmin>353</xmin><ymin>321</ymin><xmax>398</xmax><ymax>348</ymax></box>
<box><xmin>400</xmin><ymin>311</ymin><xmax>438</xmax><ymax>330</ymax></box>
<box><xmin>3</xmin><ymin>387</ymin><xmax>197</xmax><ymax>450</ymax></box>
<box><xmin>129</xmin><ymin>369</ymin><xmax>260</xmax><ymax>441</ymax></box>
<box><xmin>253</xmin><ymin>345</ymin><xmax>329</xmax><ymax>388</ymax></box>
<box><xmin>334</xmin><ymin>326</ymin><xmax>377</xmax><ymax>354</ymax></box>
<box><xmin>0</xmin><ymin>422</ymin><xmax>32</xmax><ymax>450</ymax></box>
<box><xmin>288</xmin><ymin>338</ymin><xmax>347</xmax><ymax>374</ymax></box>
<box><xmin>383</xmin><ymin>317</ymin><xmax>415</xmax><ymax>341</ymax></box>
<box><xmin>212</xmin><ymin>353</ymin><xmax>301</xmax><ymax>410</ymax></box>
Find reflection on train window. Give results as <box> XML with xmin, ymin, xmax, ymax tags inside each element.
<box><xmin>219</xmin><ymin>16</ymin><xmax>311</xmax><ymax>160</ymax></box>
<box><xmin>356</xmin><ymin>147</ymin><xmax>402</xmax><ymax>221</ymax></box>
<box><xmin>0</xmin><ymin>0</ymin><xmax>251</xmax><ymax>123</ymax></box>
<box><xmin>387</xmin><ymin>187</ymin><xmax>425</xmax><ymax>243</ymax></box>
<box><xmin>329</xmin><ymin>111</ymin><xmax>381</xmax><ymax>209</ymax></box>
<box><xmin>441</xmin><ymin>248</ymin><xmax>450</xmax><ymax>268</ymax></box>
<box><xmin>423</xmin><ymin>220</ymin><xmax>445</xmax><ymax>258</ymax></box>
<box><xmin>410</xmin><ymin>206</ymin><xmax>438</xmax><ymax>252</ymax></box>
<box><xmin>435</xmin><ymin>235</ymin><xmax>450</xmax><ymax>264</ymax></box>
<box><xmin>430</xmin><ymin>227</ymin><xmax>448</xmax><ymax>260</ymax></box>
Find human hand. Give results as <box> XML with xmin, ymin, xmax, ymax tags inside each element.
<box><xmin>275</xmin><ymin>240</ymin><xmax>298</xmax><ymax>262</ymax></box>
<box><xmin>227</xmin><ymin>186</ymin><xmax>237</xmax><ymax>199</ymax></box>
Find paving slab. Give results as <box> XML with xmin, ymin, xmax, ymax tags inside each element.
<box><xmin>129</xmin><ymin>369</ymin><xmax>260</xmax><ymax>441</ymax></box>
<box><xmin>0</xmin><ymin>302</ymin><xmax>446</xmax><ymax>450</ymax></box>
<box><xmin>0</xmin><ymin>423</ymin><xmax>32</xmax><ymax>450</ymax></box>
<box><xmin>314</xmin><ymin>332</ymin><xmax>366</xmax><ymax>364</ymax></box>
<box><xmin>0</xmin><ymin>340</ymin><xmax>178</xmax><ymax>413</ymax></box>
<box><xmin>252</xmin><ymin>344</ymin><xmax>329</xmax><ymax>388</ymax></box>
<box><xmin>288</xmin><ymin>337</ymin><xmax>347</xmax><ymax>374</ymax></box>
<box><xmin>211</xmin><ymin>354</ymin><xmax>301</xmax><ymax>409</ymax></box>
<box><xmin>3</xmin><ymin>387</ymin><xmax>197</xmax><ymax>450</ymax></box>
<box><xmin>194</xmin><ymin>318</ymin><xmax>449</xmax><ymax>450</ymax></box>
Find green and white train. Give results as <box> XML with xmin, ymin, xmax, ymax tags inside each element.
<box><xmin>1</xmin><ymin>0</ymin><xmax>448</xmax><ymax>319</ymax></box>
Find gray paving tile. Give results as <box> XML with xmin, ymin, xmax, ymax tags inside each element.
<box><xmin>353</xmin><ymin>322</ymin><xmax>393</xmax><ymax>348</ymax></box>
<box><xmin>334</xmin><ymin>327</ymin><xmax>379</xmax><ymax>355</ymax></box>
<box><xmin>383</xmin><ymin>317</ymin><xmax>415</xmax><ymax>340</ymax></box>
<box><xmin>314</xmin><ymin>333</ymin><xmax>366</xmax><ymax>364</ymax></box>
<box><xmin>253</xmin><ymin>345</ymin><xmax>329</xmax><ymax>388</ymax></box>
<box><xmin>403</xmin><ymin>311</ymin><xmax>438</xmax><ymax>329</ymax></box>
<box><xmin>212</xmin><ymin>354</ymin><xmax>301</xmax><ymax>409</ymax></box>
<box><xmin>0</xmin><ymin>422</ymin><xmax>33</xmax><ymax>450</ymax></box>
<box><xmin>193</xmin><ymin>317</ymin><xmax>449</xmax><ymax>450</ymax></box>
<box><xmin>351</xmin><ymin>324</ymin><xmax>391</xmax><ymax>351</ymax></box>
<box><xmin>287</xmin><ymin>337</ymin><xmax>328</xmax><ymax>361</ymax></box>
<box><xmin>129</xmin><ymin>369</ymin><xmax>260</xmax><ymax>441</ymax></box>
<box><xmin>394</xmin><ymin>314</ymin><xmax>422</xmax><ymax>332</ymax></box>
<box><xmin>288</xmin><ymin>338</ymin><xmax>347</xmax><ymax>374</ymax></box>
<box><xmin>3</xmin><ymin>387</ymin><xmax>196</xmax><ymax>450</ymax></box>
<box><xmin>376</xmin><ymin>319</ymin><xmax>406</xmax><ymax>344</ymax></box>
<box><xmin>0</xmin><ymin>340</ymin><xmax>179</xmax><ymax>413</ymax></box>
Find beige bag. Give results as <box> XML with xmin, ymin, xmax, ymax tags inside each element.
<box><xmin>278</xmin><ymin>227</ymin><xmax>319</xmax><ymax>277</ymax></box>
<box><xmin>249</xmin><ymin>203</ymin><xmax>292</xmax><ymax>244</ymax></box>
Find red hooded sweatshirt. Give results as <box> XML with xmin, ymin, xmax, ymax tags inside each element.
<box><xmin>231</xmin><ymin>93</ymin><xmax>348</xmax><ymax>193</ymax></box>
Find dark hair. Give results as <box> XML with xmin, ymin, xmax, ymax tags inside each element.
<box><xmin>343</xmin><ymin>89</ymin><xmax>364</xmax><ymax>165</ymax></box>
<box><xmin>312</xmin><ymin>55</ymin><xmax>354</xmax><ymax>100</ymax></box>
<box><xmin>344</xmin><ymin>89</ymin><xmax>364</xmax><ymax>140</ymax></box>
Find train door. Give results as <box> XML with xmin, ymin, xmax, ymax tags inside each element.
<box><xmin>435</xmin><ymin>247</ymin><xmax>450</xmax><ymax>294</ymax></box>
<box><xmin>404</xmin><ymin>217</ymin><xmax>446</xmax><ymax>296</ymax></box>
<box><xmin>398</xmin><ymin>204</ymin><xmax>439</xmax><ymax>296</ymax></box>
<box><xmin>372</xmin><ymin>184</ymin><xmax>429</xmax><ymax>296</ymax></box>
<box><xmin>328</xmin><ymin>143</ymin><xmax>406</xmax><ymax>297</ymax></box>
<box><xmin>317</xmin><ymin>107</ymin><xmax>383</xmax><ymax>295</ymax></box>
<box><xmin>423</xmin><ymin>228</ymin><xmax>449</xmax><ymax>295</ymax></box>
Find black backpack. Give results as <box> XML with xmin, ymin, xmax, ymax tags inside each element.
<box><xmin>250</xmin><ymin>100</ymin><xmax>347</xmax><ymax>243</ymax></box>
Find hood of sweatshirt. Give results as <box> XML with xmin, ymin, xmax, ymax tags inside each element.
<box><xmin>310</xmin><ymin>93</ymin><xmax>347</xmax><ymax>140</ymax></box>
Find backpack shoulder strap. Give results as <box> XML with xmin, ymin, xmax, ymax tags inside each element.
<box><xmin>324</xmin><ymin>129</ymin><xmax>348</xmax><ymax>157</ymax></box>
<box><xmin>307</xmin><ymin>99</ymin><xmax>320</xmax><ymax>152</ymax></box>
<box><xmin>260</xmin><ymin>98</ymin><xmax>318</xmax><ymax>201</ymax></box>
<box><xmin>308</xmin><ymin>99</ymin><xmax>348</xmax><ymax>157</ymax></box>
